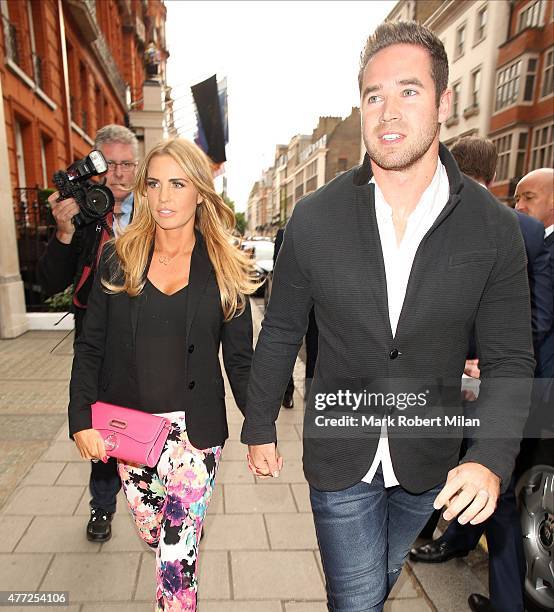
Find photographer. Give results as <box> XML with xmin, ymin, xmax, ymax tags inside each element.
<box><xmin>38</xmin><ymin>124</ymin><xmax>139</xmax><ymax>543</ymax></box>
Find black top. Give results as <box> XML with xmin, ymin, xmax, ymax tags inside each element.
<box><xmin>136</xmin><ymin>279</ymin><xmax>189</xmax><ymax>414</ymax></box>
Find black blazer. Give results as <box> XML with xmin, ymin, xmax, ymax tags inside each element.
<box><xmin>242</xmin><ymin>144</ymin><xmax>535</xmax><ymax>494</ymax></box>
<box><xmin>69</xmin><ymin>231</ymin><xmax>253</xmax><ymax>449</ymax></box>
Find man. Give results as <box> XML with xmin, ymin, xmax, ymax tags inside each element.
<box><xmin>410</xmin><ymin>137</ymin><xmax>552</xmax><ymax>612</ymax></box>
<box><xmin>242</xmin><ymin>22</ymin><xmax>535</xmax><ymax>612</ymax></box>
<box><xmin>38</xmin><ymin>124</ymin><xmax>139</xmax><ymax>542</ymax></box>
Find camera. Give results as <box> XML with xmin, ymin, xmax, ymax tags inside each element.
<box><xmin>52</xmin><ymin>150</ymin><xmax>115</xmax><ymax>228</ymax></box>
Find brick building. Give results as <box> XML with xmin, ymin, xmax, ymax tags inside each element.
<box><xmin>0</xmin><ymin>0</ymin><xmax>172</xmax><ymax>336</ymax></box>
<box><xmin>488</xmin><ymin>0</ymin><xmax>553</xmax><ymax>201</ymax></box>
<box><xmin>247</xmin><ymin>107</ymin><xmax>360</xmax><ymax>234</ymax></box>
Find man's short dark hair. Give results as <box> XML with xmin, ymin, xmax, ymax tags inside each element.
<box><xmin>450</xmin><ymin>137</ymin><xmax>498</xmax><ymax>185</ymax></box>
<box><xmin>358</xmin><ymin>21</ymin><xmax>449</xmax><ymax>107</ymax></box>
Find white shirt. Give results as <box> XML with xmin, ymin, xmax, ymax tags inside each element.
<box><xmin>545</xmin><ymin>224</ymin><xmax>554</xmax><ymax>239</ymax></box>
<box><xmin>362</xmin><ymin>160</ymin><xmax>450</xmax><ymax>487</ymax></box>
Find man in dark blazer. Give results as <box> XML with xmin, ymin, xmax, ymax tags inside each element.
<box><xmin>242</xmin><ymin>22</ymin><xmax>535</xmax><ymax>611</ymax></box>
<box><xmin>410</xmin><ymin>138</ymin><xmax>553</xmax><ymax>612</ymax></box>
<box><xmin>38</xmin><ymin>125</ymin><xmax>139</xmax><ymax>543</ymax></box>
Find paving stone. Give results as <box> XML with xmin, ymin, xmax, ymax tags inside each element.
<box><xmin>389</xmin><ymin>568</ymin><xmax>419</xmax><ymax>599</ymax></box>
<box><xmin>100</xmin><ymin>515</ymin><xmax>150</xmax><ymax>552</ymax></box>
<box><xmin>276</xmin><ymin>422</ymin><xmax>301</xmax><ymax>440</ymax></box>
<box><xmin>206</xmin><ymin>483</ymin><xmax>224</xmax><ymax>514</ymax></box>
<box><xmin>0</xmin><ymin>553</ymin><xmax>52</xmax><ymax>590</ymax></box>
<box><xmin>216</xmin><ymin>460</ymin><xmax>255</xmax><ymax>484</ymax></box>
<box><xmin>275</xmin><ymin>439</ymin><xmax>304</xmax><ymax>461</ymax></box>
<box><xmin>255</xmin><ymin>460</ymin><xmax>306</xmax><ymax>484</ymax></box>
<box><xmin>41</xmin><ymin>441</ymin><xmax>82</xmax><ymax>462</ymax></box>
<box><xmin>384</xmin><ymin>599</ymin><xmax>432</xmax><ymax>611</ymax></box>
<box><xmin>2</xmin><ymin>486</ymin><xmax>82</xmax><ymax>516</ymax></box>
<box><xmin>133</xmin><ymin>553</ymin><xmax>156</xmax><ymax>602</ymax></box>
<box><xmin>16</xmin><ymin>517</ymin><xmax>101</xmax><ymax>553</ymax></box>
<box><xmin>291</xmin><ymin>483</ymin><xmax>312</xmax><ymax>512</ymax></box>
<box><xmin>265</xmin><ymin>513</ymin><xmax>317</xmax><ymax>550</ymax></box>
<box><xmin>202</xmin><ymin>514</ymin><xmax>268</xmax><ymax>550</ymax></box>
<box><xmin>0</xmin><ymin>441</ymin><xmax>49</xmax><ymax>511</ymax></box>
<box><xmin>74</xmin><ymin>488</ymin><xmax>127</xmax><ymax>515</ymax></box>
<box><xmin>224</xmin><ymin>484</ymin><xmax>296</xmax><ymax>513</ymax></box>
<box><xmin>21</xmin><ymin>461</ymin><xmax>66</xmax><ymax>486</ymax></box>
<box><xmin>0</xmin><ymin>415</ymin><xmax>66</xmax><ymax>442</ymax></box>
<box><xmin>0</xmin><ymin>515</ymin><xmax>33</xmax><ymax>552</ymax></box>
<box><xmin>41</xmin><ymin>552</ymin><xmax>140</xmax><ymax>601</ymax></box>
<box><xmin>220</xmin><ymin>440</ymin><xmax>249</xmax><ymax>461</ymax></box>
<box><xmin>56</xmin><ymin>461</ymin><xmax>92</xmax><ymax>486</ymax></box>
<box><xmin>285</xmin><ymin>603</ymin><xmax>327</xmax><ymax>612</ymax></box>
<box><xmin>200</xmin><ymin>602</ymin><xmax>282</xmax><ymax>612</ymax></box>
<box><xmin>82</xmin><ymin>605</ymin><xmax>152</xmax><ymax>612</ymax></box>
<box><xmin>6</xmin><ymin>606</ymin><xmax>79</xmax><ymax>612</ymax></box>
<box><xmin>0</xmin><ymin>380</ymin><xmax>69</xmax><ymax>414</ymax></box>
<box><xmin>232</xmin><ymin>551</ymin><xmax>325</xmax><ymax>599</ymax></box>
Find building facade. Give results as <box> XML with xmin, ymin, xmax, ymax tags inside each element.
<box><xmin>488</xmin><ymin>0</ymin><xmax>553</xmax><ymax>200</ymax></box>
<box><xmin>247</xmin><ymin>107</ymin><xmax>360</xmax><ymax>234</ymax></box>
<box><xmin>0</xmin><ymin>0</ymin><xmax>172</xmax><ymax>336</ymax></box>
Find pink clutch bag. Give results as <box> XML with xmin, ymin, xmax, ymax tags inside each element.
<box><xmin>91</xmin><ymin>401</ymin><xmax>172</xmax><ymax>467</ymax></box>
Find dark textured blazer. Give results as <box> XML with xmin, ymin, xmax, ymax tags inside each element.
<box><xmin>242</xmin><ymin>144</ymin><xmax>535</xmax><ymax>494</ymax></box>
<box><xmin>69</xmin><ymin>231</ymin><xmax>253</xmax><ymax>449</ymax></box>
<box><xmin>536</xmin><ymin>231</ymin><xmax>554</xmax><ymax>382</ymax></box>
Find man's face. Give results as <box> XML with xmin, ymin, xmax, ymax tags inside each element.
<box><xmin>514</xmin><ymin>171</ymin><xmax>554</xmax><ymax>228</ymax></box>
<box><xmin>360</xmin><ymin>44</ymin><xmax>450</xmax><ymax>171</ymax></box>
<box><xmin>99</xmin><ymin>142</ymin><xmax>137</xmax><ymax>208</ymax></box>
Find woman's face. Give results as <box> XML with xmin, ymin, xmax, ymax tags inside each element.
<box><xmin>145</xmin><ymin>154</ymin><xmax>202</xmax><ymax>231</ymax></box>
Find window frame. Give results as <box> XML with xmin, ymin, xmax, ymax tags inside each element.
<box><xmin>529</xmin><ymin>121</ymin><xmax>553</xmax><ymax>170</ymax></box>
<box><xmin>455</xmin><ymin>22</ymin><xmax>467</xmax><ymax>60</ymax></box>
<box><xmin>474</xmin><ymin>3</ymin><xmax>488</xmax><ymax>46</ymax></box>
<box><xmin>493</xmin><ymin>54</ymin><xmax>539</xmax><ymax>114</ymax></box>
<box><xmin>539</xmin><ymin>47</ymin><xmax>554</xmax><ymax>100</ymax></box>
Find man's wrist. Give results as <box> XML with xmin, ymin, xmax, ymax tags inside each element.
<box><xmin>55</xmin><ymin>230</ymin><xmax>75</xmax><ymax>244</ymax></box>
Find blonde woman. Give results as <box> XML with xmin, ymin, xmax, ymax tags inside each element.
<box><xmin>68</xmin><ymin>138</ymin><xmax>259</xmax><ymax>611</ymax></box>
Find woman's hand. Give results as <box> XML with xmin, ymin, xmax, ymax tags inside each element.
<box><xmin>73</xmin><ymin>429</ymin><xmax>108</xmax><ymax>462</ymax></box>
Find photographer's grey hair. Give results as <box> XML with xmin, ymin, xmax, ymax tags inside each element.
<box><xmin>94</xmin><ymin>124</ymin><xmax>139</xmax><ymax>160</ymax></box>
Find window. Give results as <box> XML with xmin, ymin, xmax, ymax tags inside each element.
<box><xmin>495</xmin><ymin>61</ymin><xmax>521</xmax><ymax>111</ymax></box>
<box><xmin>518</xmin><ymin>0</ymin><xmax>545</xmax><ymax>32</ymax></box>
<box><xmin>541</xmin><ymin>48</ymin><xmax>554</xmax><ymax>97</ymax></box>
<box><xmin>530</xmin><ymin>122</ymin><xmax>553</xmax><ymax>169</ymax></box>
<box><xmin>470</xmin><ymin>69</ymin><xmax>481</xmax><ymax>107</ymax></box>
<box><xmin>515</xmin><ymin>132</ymin><xmax>528</xmax><ymax>177</ymax></box>
<box><xmin>455</xmin><ymin>24</ymin><xmax>466</xmax><ymax>58</ymax></box>
<box><xmin>492</xmin><ymin>133</ymin><xmax>512</xmax><ymax>182</ymax></box>
<box><xmin>452</xmin><ymin>81</ymin><xmax>461</xmax><ymax>117</ymax></box>
<box><xmin>475</xmin><ymin>5</ymin><xmax>487</xmax><ymax>43</ymax></box>
<box><xmin>523</xmin><ymin>58</ymin><xmax>537</xmax><ymax>101</ymax></box>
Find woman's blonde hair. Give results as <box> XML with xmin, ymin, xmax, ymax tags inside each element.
<box><xmin>103</xmin><ymin>138</ymin><xmax>260</xmax><ymax>320</ymax></box>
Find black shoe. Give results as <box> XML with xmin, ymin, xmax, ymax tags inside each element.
<box><xmin>87</xmin><ymin>508</ymin><xmax>113</xmax><ymax>542</ymax></box>
<box><xmin>282</xmin><ymin>394</ymin><xmax>294</xmax><ymax>409</ymax></box>
<box><xmin>468</xmin><ymin>593</ymin><xmax>493</xmax><ymax>612</ymax></box>
<box><xmin>409</xmin><ymin>538</ymin><xmax>468</xmax><ymax>563</ymax></box>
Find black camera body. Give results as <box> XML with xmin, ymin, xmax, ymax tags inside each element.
<box><xmin>53</xmin><ymin>150</ymin><xmax>114</xmax><ymax>228</ymax></box>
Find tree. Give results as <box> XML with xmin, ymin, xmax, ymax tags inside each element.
<box><xmin>220</xmin><ymin>192</ymin><xmax>246</xmax><ymax>235</ymax></box>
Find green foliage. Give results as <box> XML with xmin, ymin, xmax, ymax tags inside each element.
<box><xmin>220</xmin><ymin>192</ymin><xmax>236</xmax><ymax>212</ymax></box>
<box><xmin>235</xmin><ymin>212</ymin><xmax>246</xmax><ymax>235</ymax></box>
<box><xmin>45</xmin><ymin>287</ymin><xmax>73</xmax><ymax>312</ymax></box>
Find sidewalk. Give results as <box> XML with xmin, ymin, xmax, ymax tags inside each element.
<box><xmin>0</xmin><ymin>301</ymin><xmax>482</xmax><ymax>612</ymax></box>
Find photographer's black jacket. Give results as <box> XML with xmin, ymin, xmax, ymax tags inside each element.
<box><xmin>38</xmin><ymin>220</ymin><xmax>115</xmax><ymax>337</ymax></box>
<box><xmin>68</xmin><ymin>232</ymin><xmax>253</xmax><ymax>450</ymax></box>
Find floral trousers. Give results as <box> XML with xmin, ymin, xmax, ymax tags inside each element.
<box><xmin>117</xmin><ymin>413</ymin><xmax>221</xmax><ymax>611</ymax></box>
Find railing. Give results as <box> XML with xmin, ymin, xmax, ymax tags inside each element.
<box><xmin>13</xmin><ymin>187</ymin><xmax>56</xmax><ymax>312</ymax></box>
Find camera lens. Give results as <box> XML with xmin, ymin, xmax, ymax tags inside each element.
<box><xmin>85</xmin><ymin>185</ymin><xmax>114</xmax><ymax>217</ymax></box>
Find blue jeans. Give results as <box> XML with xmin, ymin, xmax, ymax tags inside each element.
<box><xmin>310</xmin><ymin>467</ymin><xmax>443</xmax><ymax>612</ymax></box>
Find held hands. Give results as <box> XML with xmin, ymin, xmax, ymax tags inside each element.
<box><xmin>48</xmin><ymin>191</ymin><xmax>79</xmax><ymax>244</ymax></box>
<box><xmin>73</xmin><ymin>429</ymin><xmax>108</xmax><ymax>463</ymax></box>
<box><xmin>247</xmin><ymin>443</ymin><xmax>283</xmax><ymax>479</ymax></box>
<box><xmin>433</xmin><ymin>462</ymin><xmax>500</xmax><ymax>526</ymax></box>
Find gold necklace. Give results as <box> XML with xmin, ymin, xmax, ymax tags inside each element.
<box><xmin>156</xmin><ymin>251</ymin><xmax>182</xmax><ymax>266</ymax></box>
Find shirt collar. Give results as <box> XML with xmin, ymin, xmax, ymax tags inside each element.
<box><xmin>545</xmin><ymin>224</ymin><xmax>554</xmax><ymax>238</ymax></box>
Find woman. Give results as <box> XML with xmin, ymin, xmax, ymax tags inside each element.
<box><xmin>68</xmin><ymin>138</ymin><xmax>259</xmax><ymax>611</ymax></box>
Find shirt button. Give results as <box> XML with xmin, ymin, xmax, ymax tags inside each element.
<box><xmin>188</xmin><ymin>344</ymin><xmax>195</xmax><ymax>353</ymax></box>
<box><xmin>188</xmin><ymin>381</ymin><xmax>195</xmax><ymax>390</ymax></box>
<box><xmin>389</xmin><ymin>348</ymin><xmax>399</xmax><ymax>360</ymax></box>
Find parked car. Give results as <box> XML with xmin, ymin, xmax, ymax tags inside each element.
<box><xmin>240</xmin><ymin>239</ymin><xmax>274</xmax><ymax>297</ymax></box>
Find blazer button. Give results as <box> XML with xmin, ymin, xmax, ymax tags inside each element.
<box><xmin>389</xmin><ymin>348</ymin><xmax>399</xmax><ymax>360</ymax></box>
<box><xmin>188</xmin><ymin>381</ymin><xmax>195</xmax><ymax>390</ymax></box>
<box><xmin>188</xmin><ymin>344</ymin><xmax>195</xmax><ymax>353</ymax></box>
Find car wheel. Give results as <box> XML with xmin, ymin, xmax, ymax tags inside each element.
<box><xmin>516</xmin><ymin>464</ymin><xmax>554</xmax><ymax>611</ymax></box>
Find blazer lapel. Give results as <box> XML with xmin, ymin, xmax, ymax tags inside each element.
<box><xmin>185</xmin><ymin>231</ymin><xmax>212</xmax><ymax>343</ymax></box>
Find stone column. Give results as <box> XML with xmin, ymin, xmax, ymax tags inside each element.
<box><xmin>0</xmin><ymin>78</ymin><xmax>28</xmax><ymax>338</ymax></box>
<box><xmin>129</xmin><ymin>81</ymin><xmax>165</xmax><ymax>159</ymax></box>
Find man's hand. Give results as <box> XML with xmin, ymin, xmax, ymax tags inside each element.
<box><xmin>48</xmin><ymin>191</ymin><xmax>79</xmax><ymax>244</ymax></box>
<box><xmin>73</xmin><ymin>429</ymin><xmax>108</xmax><ymax>462</ymax></box>
<box><xmin>433</xmin><ymin>462</ymin><xmax>500</xmax><ymax>525</ymax></box>
<box><xmin>247</xmin><ymin>443</ymin><xmax>283</xmax><ymax>479</ymax></box>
